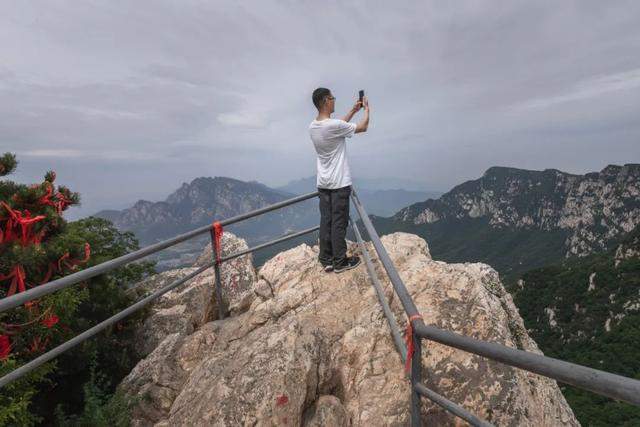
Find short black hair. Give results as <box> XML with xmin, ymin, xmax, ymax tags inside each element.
<box><xmin>312</xmin><ymin>87</ymin><xmax>331</xmax><ymax>110</ymax></box>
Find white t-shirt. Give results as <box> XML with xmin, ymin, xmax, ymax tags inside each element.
<box><xmin>309</xmin><ymin>118</ymin><xmax>357</xmax><ymax>189</ymax></box>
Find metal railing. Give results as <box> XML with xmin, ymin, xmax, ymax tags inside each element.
<box><xmin>349</xmin><ymin>188</ymin><xmax>640</xmax><ymax>426</ymax></box>
<box><xmin>0</xmin><ymin>191</ymin><xmax>319</xmax><ymax>387</ymax></box>
<box><xmin>350</xmin><ymin>217</ymin><xmax>491</xmax><ymax>426</ymax></box>
<box><xmin>1</xmin><ymin>185</ymin><xmax>640</xmax><ymax>427</ymax></box>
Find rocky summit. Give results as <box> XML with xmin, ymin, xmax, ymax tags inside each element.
<box><xmin>119</xmin><ymin>231</ymin><xmax>578</xmax><ymax>426</ymax></box>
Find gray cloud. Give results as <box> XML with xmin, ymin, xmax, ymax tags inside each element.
<box><xmin>1</xmin><ymin>0</ymin><xmax>639</xmax><ymax>218</ymax></box>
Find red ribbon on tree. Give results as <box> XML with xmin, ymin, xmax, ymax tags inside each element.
<box><xmin>0</xmin><ymin>265</ymin><xmax>27</xmax><ymax>296</ymax></box>
<box><xmin>37</xmin><ymin>181</ymin><xmax>72</xmax><ymax>215</ymax></box>
<box><xmin>40</xmin><ymin>263</ymin><xmax>55</xmax><ymax>285</ymax></box>
<box><xmin>211</xmin><ymin>221</ymin><xmax>224</xmax><ymax>264</ymax></box>
<box><xmin>0</xmin><ymin>335</ymin><xmax>11</xmax><ymax>360</ymax></box>
<box><xmin>37</xmin><ymin>181</ymin><xmax>53</xmax><ymax>204</ymax></box>
<box><xmin>0</xmin><ymin>201</ymin><xmax>46</xmax><ymax>246</ymax></box>
<box><xmin>29</xmin><ymin>336</ymin><xmax>50</xmax><ymax>354</ymax></box>
<box><xmin>39</xmin><ymin>243</ymin><xmax>91</xmax><ymax>285</ymax></box>
<box><xmin>404</xmin><ymin>314</ymin><xmax>424</xmax><ymax>373</ymax></box>
<box><xmin>56</xmin><ymin>243</ymin><xmax>92</xmax><ymax>273</ymax></box>
<box><xmin>0</xmin><ymin>170</ymin><xmax>90</xmax><ymax>359</ymax></box>
<box><xmin>57</xmin><ymin>252</ymin><xmax>70</xmax><ymax>271</ymax></box>
<box><xmin>41</xmin><ymin>313</ymin><xmax>59</xmax><ymax>328</ymax></box>
<box><xmin>72</xmin><ymin>243</ymin><xmax>92</xmax><ymax>267</ymax></box>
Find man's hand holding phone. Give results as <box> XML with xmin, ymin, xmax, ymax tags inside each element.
<box><xmin>354</xmin><ymin>94</ymin><xmax>369</xmax><ymax>134</ymax></box>
<box><xmin>343</xmin><ymin>90</ymin><xmax>369</xmax><ymax>129</ymax></box>
<box><xmin>351</xmin><ymin>89</ymin><xmax>366</xmax><ymax>112</ymax></box>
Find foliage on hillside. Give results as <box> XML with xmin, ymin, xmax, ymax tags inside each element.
<box><xmin>35</xmin><ymin>217</ymin><xmax>155</xmax><ymax>423</ymax></box>
<box><xmin>511</xmin><ymin>227</ymin><xmax>640</xmax><ymax>426</ymax></box>
<box><xmin>371</xmin><ymin>215</ymin><xmax>569</xmax><ymax>281</ymax></box>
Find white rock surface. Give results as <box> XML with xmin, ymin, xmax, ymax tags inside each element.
<box><xmin>129</xmin><ymin>231</ymin><xmax>256</xmax><ymax>357</ymax></box>
<box><xmin>120</xmin><ymin>232</ymin><xmax>578</xmax><ymax>426</ymax></box>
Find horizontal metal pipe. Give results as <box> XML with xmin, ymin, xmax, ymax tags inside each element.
<box><xmin>350</xmin><ymin>219</ymin><xmax>407</xmax><ymax>361</ymax></box>
<box><xmin>353</xmin><ymin>187</ymin><xmax>640</xmax><ymax>407</ymax></box>
<box><xmin>414</xmin><ymin>383</ymin><xmax>494</xmax><ymax>427</ymax></box>
<box><xmin>219</xmin><ymin>191</ymin><xmax>318</xmax><ymax>227</ymax></box>
<box><xmin>0</xmin><ymin>191</ymin><xmax>319</xmax><ymax>314</ymax></box>
<box><xmin>219</xmin><ymin>225</ymin><xmax>320</xmax><ymax>263</ymax></box>
<box><xmin>350</xmin><ymin>189</ymin><xmax>424</xmax><ymax>324</ymax></box>
<box><xmin>0</xmin><ymin>264</ymin><xmax>211</xmax><ymax>388</ymax></box>
<box><xmin>414</xmin><ymin>323</ymin><xmax>640</xmax><ymax>406</ymax></box>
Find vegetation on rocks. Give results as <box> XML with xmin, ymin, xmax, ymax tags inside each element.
<box><xmin>511</xmin><ymin>227</ymin><xmax>640</xmax><ymax>426</ymax></box>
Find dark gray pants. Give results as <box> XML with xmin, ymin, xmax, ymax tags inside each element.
<box><xmin>318</xmin><ymin>185</ymin><xmax>351</xmax><ymax>266</ymax></box>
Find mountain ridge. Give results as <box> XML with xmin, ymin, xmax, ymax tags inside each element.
<box><xmin>94</xmin><ymin>176</ymin><xmax>318</xmax><ymax>270</ymax></box>
<box><xmin>391</xmin><ymin>163</ymin><xmax>640</xmax><ymax>256</ymax></box>
<box><xmin>95</xmin><ymin>176</ymin><xmax>311</xmax><ymax>244</ymax></box>
<box><xmin>368</xmin><ymin>163</ymin><xmax>639</xmax><ymax>281</ymax></box>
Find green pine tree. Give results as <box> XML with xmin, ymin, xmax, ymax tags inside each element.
<box><xmin>0</xmin><ymin>153</ymin><xmax>155</xmax><ymax>424</ymax></box>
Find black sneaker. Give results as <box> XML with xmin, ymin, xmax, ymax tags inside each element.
<box><xmin>320</xmin><ymin>260</ymin><xmax>333</xmax><ymax>272</ymax></box>
<box><xmin>333</xmin><ymin>256</ymin><xmax>361</xmax><ymax>273</ymax></box>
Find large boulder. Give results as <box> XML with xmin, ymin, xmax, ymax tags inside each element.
<box><xmin>129</xmin><ymin>231</ymin><xmax>256</xmax><ymax>357</ymax></box>
<box><xmin>121</xmin><ymin>232</ymin><xmax>578</xmax><ymax>426</ymax></box>
<box><xmin>194</xmin><ymin>231</ymin><xmax>258</xmax><ymax>313</ymax></box>
<box><xmin>120</xmin><ymin>323</ymin><xmax>219</xmax><ymax>425</ymax></box>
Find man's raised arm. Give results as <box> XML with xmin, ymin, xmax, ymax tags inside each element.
<box><xmin>342</xmin><ymin>99</ymin><xmax>362</xmax><ymax>123</ymax></box>
<box><xmin>355</xmin><ymin>96</ymin><xmax>369</xmax><ymax>134</ymax></box>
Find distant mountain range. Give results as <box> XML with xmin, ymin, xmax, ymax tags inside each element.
<box><xmin>373</xmin><ymin>164</ymin><xmax>640</xmax><ymax>280</ymax></box>
<box><xmin>97</xmin><ymin>177</ymin><xmax>315</xmax><ymax>244</ymax></box>
<box><xmin>95</xmin><ymin>177</ymin><xmax>317</xmax><ymax>269</ymax></box>
<box><xmin>276</xmin><ymin>175</ymin><xmax>442</xmax><ymax>217</ymax></box>
<box><xmin>94</xmin><ymin>175</ymin><xmax>440</xmax><ymax>269</ymax></box>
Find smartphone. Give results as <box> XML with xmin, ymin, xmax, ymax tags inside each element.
<box><xmin>359</xmin><ymin>90</ymin><xmax>364</xmax><ymax>102</ymax></box>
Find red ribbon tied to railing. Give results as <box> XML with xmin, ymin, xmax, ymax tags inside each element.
<box><xmin>404</xmin><ymin>314</ymin><xmax>423</xmax><ymax>373</ymax></box>
<box><xmin>211</xmin><ymin>221</ymin><xmax>224</xmax><ymax>264</ymax></box>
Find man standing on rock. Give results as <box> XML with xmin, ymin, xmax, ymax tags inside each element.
<box><xmin>309</xmin><ymin>88</ymin><xmax>370</xmax><ymax>273</ymax></box>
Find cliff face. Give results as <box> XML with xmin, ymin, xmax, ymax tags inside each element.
<box><xmin>120</xmin><ymin>232</ymin><xmax>578</xmax><ymax>426</ymax></box>
<box><xmin>394</xmin><ymin>164</ymin><xmax>640</xmax><ymax>257</ymax></box>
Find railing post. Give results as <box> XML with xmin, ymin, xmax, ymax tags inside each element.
<box><xmin>210</xmin><ymin>223</ymin><xmax>226</xmax><ymax>320</ymax></box>
<box><xmin>411</xmin><ymin>334</ymin><xmax>423</xmax><ymax>426</ymax></box>
<box><xmin>212</xmin><ymin>256</ymin><xmax>225</xmax><ymax>320</ymax></box>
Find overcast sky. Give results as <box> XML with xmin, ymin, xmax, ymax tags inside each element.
<box><xmin>2</xmin><ymin>1</ymin><xmax>639</xmax><ymax>218</ymax></box>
